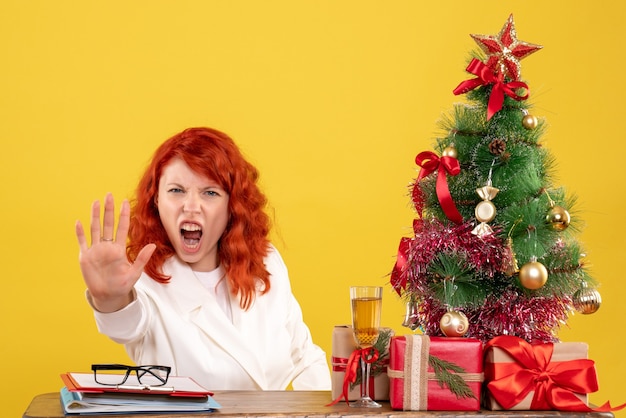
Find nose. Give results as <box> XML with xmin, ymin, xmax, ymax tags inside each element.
<box><xmin>182</xmin><ymin>192</ymin><xmax>201</xmax><ymax>213</ymax></box>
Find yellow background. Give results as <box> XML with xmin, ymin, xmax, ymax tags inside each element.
<box><xmin>2</xmin><ymin>1</ymin><xmax>624</xmax><ymax>416</ymax></box>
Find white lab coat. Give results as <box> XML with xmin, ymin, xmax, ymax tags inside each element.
<box><xmin>91</xmin><ymin>246</ymin><xmax>331</xmax><ymax>391</ymax></box>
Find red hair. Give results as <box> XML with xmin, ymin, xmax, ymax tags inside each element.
<box><xmin>127</xmin><ymin>127</ymin><xmax>271</xmax><ymax>310</ymax></box>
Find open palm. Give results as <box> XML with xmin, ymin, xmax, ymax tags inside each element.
<box><xmin>75</xmin><ymin>193</ymin><xmax>155</xmax><ymax>313</ymax></box>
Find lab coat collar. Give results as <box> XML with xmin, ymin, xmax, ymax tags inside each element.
<box><xmin>162</xmin><ymin>256</ymin><xmax>268</xmax><ymax>389</ymax></box>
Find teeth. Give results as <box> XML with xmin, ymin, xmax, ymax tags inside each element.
<box><xmin>181</xmin><ymin>223</ymin><xmax>201</xmax><ymax>231</ymax></box>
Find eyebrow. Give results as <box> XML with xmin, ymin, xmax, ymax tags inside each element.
<box><xmin>163</xmin><ymin>182</ymin><xmax>225</xmax><ymax>191</ymax></box>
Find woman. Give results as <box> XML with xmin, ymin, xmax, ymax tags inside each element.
<box><xmin>75</xmin><ymin>127</ymin><xmax>331</xmax><ymax>390</ymax></box>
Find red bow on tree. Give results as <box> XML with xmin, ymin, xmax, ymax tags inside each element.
<box><xmin>413</xmin><ymin>151</ymin><xmax>463</xmax><ymax>225</ymax></box>
<box><xmin>390</xmin><ymin>237</ymin><xmax>410</xmax><ymax>295</ymax></box>
<box><xmin>453</xmin><ymin>58</ymin><xmax>529</xmax><ymax>120</ymax></box>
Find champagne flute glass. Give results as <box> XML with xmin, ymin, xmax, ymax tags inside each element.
<box><xmin>350</xmin><ymin>286</ymin><xmax>382</xmax><ymax>408</ymax></box>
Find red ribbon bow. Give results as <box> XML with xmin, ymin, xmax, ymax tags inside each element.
<box><xmin>414</xmin><ymin>151</ymin><xmax>463</xmax><ymax>225</ymax></box>
<box><xmin>391</xmin><ymin>220</ymin><xmax>426</xmax><ymax>295</ymax></box>
<box><xmin>453</xmin><ymin>58</ymin><xmax>529</xmax><ymax>120</ymax></box>
<box><xmin>485</xmin><ymin>336</ymin><xmax>625</xmax><ymax>412</ymax></box>
<box><xmin>327</xmin><ymin>347</ymin><xmax>379</xmax><ymax>406</ymax></box>
<box><xmin>390</xmin><ymin>237</ymin><xmax>410</xmax><ymax>295</ymax></box>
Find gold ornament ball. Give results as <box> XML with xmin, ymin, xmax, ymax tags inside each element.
<box><xmin>519</xmin><ymin>261</ymin><xmax>548</xmax><ymax>290</ymax></box>
<box><xmin>546</xmin><ymin>205</ymin><xmax>571</xmax><ymax>231</ymax></box>
<box><xmin>522</xmin><ymin>114</ymin><xmax>538</xmax><ymax>130</ymax></box>
<box><xmin>442</xmin><ymin>145</ymin><xmax>458</xmax><ymax>159</ymax></box>
<box><xmin>439</xmin><ymin>310</ymin><xmax>469</xmax><ymax>337</ymax></box>
<box><xmin>573</xmin><ymin>287</ymin><xmax>602</xmax><ymax>314</ymax></box>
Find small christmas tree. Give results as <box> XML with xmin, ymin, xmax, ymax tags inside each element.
<box><xmin>391</xmin><ymin>14</ymin><xmax>601</xmax><ymax>344</ymax></box>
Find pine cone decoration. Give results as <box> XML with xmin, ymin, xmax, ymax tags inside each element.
<box><xmin>489</xmin><ymin>138</ymin><xmax>506</xmax><ymax>156</ymax></box>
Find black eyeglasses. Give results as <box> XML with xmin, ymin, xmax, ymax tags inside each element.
<box><xmin>91</xmin><ymin>364</ymin><xmax>172</xmax><ymax>387</ymax></box>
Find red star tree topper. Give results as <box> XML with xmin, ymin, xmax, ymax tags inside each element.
<box><xmin>471</xmin><ymin>14</ymin><xmax>542</xmax><ymax>81</ymax></box>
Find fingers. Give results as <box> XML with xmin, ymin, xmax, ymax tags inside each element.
<box><xmin>89</xmin><ymin>199</ymin><xmax>101</xmax><ymax>246</ymax></box>
<box><xmin>84</xmin><ymin>193</ymin><xmax>118</xmax><ymax>246</ymax></box>
<box><xmin>75</xmin><ymin>220</ymin><xmax>88</xmax><ymax>252</ymax></box>
<box><xmin>129</xmin><ymin>243</ymin><xmax>157</xmax><ymax>279</ymax></box>
<box><xmin>115</xmin><ymin>199</ymin><xmax>131</xmax><ymax>245</ymax></box>
<box><xmin>102</xmin><ymin>193</ymin><xmax>115</xmax><ymax>241</ymax></box>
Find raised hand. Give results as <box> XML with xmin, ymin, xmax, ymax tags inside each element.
<box><xmin>75</xmin><ymin>193</ymin><xmax>156</xmax><ymax>313</ymax></box>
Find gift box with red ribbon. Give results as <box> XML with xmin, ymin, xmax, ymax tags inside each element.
<box><xmin>484</xmin><ymin>335</ymin><xmax>612</xmax><ymax>411</ymax></box>
<box><xmin>330</xmin><ymin>325</ymin><xmax>392</xmax><ymax>402</ymax></box>
<box><xmin>388</xmin><ymin>335</ymin><xmax>483</xmax><ymax>411</ymax></box>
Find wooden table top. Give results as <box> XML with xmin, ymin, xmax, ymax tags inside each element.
<box><xmin>23</xmin><ymin>390</ymin><xmax>615</xmax><ymax>418</ymax></box>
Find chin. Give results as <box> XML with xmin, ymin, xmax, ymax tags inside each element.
<box><xmin>179</xmin><ymin>252</ymin><xmax>216</xmax><ymax>271</ymax></box>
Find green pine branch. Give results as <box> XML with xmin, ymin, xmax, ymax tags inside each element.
<box><xmin>428</xmin><ymin>252</ymin><xmax>486</xmax><ymax>308</ymax></box>
<box><xmin>428</xmin><ymin>355</ymin><xmax>477</xmax><ymax>400</ymax></box>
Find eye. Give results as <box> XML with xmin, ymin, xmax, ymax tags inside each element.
<box><xmin>168</xmin><ymin>187</ymin><xmax>184</xmax><ymax>193</ymax></box>
<box><xmin>204</xmin><ymin>190</ymin><xmax>220</xmax><ymax>197</ymax></box>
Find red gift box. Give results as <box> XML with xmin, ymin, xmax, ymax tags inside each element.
<box><xmin>330</xmin><ymin>325</ymin><xmax>393</xmax><ymax>402</ymax></box>
<box><xmin>388</xmin><ymin>335</ymin><xmax>483</xmax><ymax>411</ymax></box>
<box><xmin>484</xmin><ymin>335</ymin><xmax>597</xmax><ymax>411</ymax></box>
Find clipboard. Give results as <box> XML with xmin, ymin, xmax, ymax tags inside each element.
<box><xmin>61</xmin><ymin>372</ymin><xmax>213</xmax><ymax>398</ymax></box>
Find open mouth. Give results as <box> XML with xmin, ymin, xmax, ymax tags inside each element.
<box><xmin>180</xmin><ymin>222</ymin><xmax>202</xmax><ymax>248</ymax></box>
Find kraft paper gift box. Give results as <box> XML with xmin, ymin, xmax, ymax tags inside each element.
<box><xmin>330</xmin><ymin>325</ymin><xmax>392</xmax><ymax>401</ymax></box>
<box><xmin>388</xmin><ymin>335</ymin><xmax>483</xmax><ymax>411</ymax></box>
<box><xmin>484</xmin><ymin>335</ymin><xmax>594</xmax><ymax>411</ymax></box>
